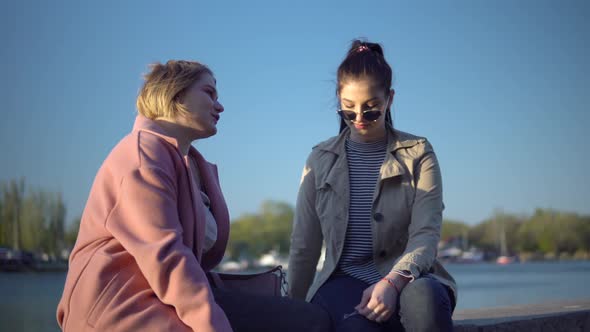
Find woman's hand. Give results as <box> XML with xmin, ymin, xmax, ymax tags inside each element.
<box><xmin>355</xmin><ymin>279</ymin><xmax>398</xmax><ymax>323</ymax></box>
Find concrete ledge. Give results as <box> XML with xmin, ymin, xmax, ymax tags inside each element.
<box><xmin>453</xmin><ymin>300</ymin><xmax>590</xmax><ymax>332</ymax></box>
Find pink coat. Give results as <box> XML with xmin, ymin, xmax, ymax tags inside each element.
<box><xmin>57</xmin><ymin>115</ymin><xmax>233</xmax><ymax>331</ymax></box>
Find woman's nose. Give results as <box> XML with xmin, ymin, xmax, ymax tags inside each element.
<box><xmin>355</xmin><ymin>111</ymin><xmax>363</xmax><ymax>122</ymax></box>
<box><xmin>215</xmin><ymin>101</ymin><xmax>224</xmax><ymax>113</ymax></box>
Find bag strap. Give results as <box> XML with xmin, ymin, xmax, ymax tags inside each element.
<box><xmin>277</xmin><ymin>266</ymin><xmax>289</xmax><ymax>297</ymax></box>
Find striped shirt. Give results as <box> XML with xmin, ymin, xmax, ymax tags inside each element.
<box><xmin>335</xmin><ymin>138</ymin><xmax>387</xmax><ymax>284</ymax></box>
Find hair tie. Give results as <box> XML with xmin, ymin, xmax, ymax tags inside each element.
<box><xmin>356</xmin><ymin>45</ymin><xmax>370</xmax><ymax>53</ymax></box>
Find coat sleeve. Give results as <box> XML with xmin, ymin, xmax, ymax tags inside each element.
<box><xmin>391</xmin><ymin>143</ymin><xmax>443</xmax><ymax>280</ymax></box>
<box><xmin>288</xmin><ymin>156</ymin><xmax>323</xmax><ymax>300</ymax></box>
<box><xmin>105</xmin><ymin>165</ymin><xmax>232</xmax><ymax>332</ymax></box>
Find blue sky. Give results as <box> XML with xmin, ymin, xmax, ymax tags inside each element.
<box><xmin>1</xmin><ymin>1</ymin><xmax>588</xmax><ymax>225</ymax></box>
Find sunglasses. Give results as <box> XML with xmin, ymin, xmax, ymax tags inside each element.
<box><xmin>337</xmin><ymin>109</ymin><xmax>383</xmax><ymax>122</ymax></box>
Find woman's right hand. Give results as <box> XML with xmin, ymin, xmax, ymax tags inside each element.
<box><xmin>355</xmin><ymin>279</ymin><xmax>398</xmax><ymax>323</ymax></box>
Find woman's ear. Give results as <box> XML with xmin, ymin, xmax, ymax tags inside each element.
<box><xmin>387</xmin><ymin>89</ymin><xmax>395</xmax><ymax>108</ymax></box>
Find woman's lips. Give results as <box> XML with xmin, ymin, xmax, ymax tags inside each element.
<box><xmin>354</xmin><ymin>123</ymin><xmax>368</xmax><ymax>129</ymax></box>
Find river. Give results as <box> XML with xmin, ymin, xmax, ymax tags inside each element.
<box><xmin>1</xmin><ymin>260</ymin><xmax>589</xmax><ymax>331</ymax></box>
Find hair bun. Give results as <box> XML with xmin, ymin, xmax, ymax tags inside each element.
<box><xmin>367</xmin><ymin>43</ymin><xmax>384</xmax><ymax>57</ymax></box>
<box><xmin>348</xmin><ymin>39</ymin><xmax>384</xmax><ymax>57</ymax></box>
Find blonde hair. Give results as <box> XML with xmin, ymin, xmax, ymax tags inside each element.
<box><xmin>136</xmin><ymin>60</ymin><xmax>212</xmax><ymax>119</ymax></box>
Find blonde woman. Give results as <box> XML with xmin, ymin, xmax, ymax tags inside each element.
<box><xmin>57</xmin><ymin>60</ymin><xmax>330</xmax><ymax>332</ymax></box>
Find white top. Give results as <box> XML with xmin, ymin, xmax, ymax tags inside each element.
<box><xmin>190</xmin><ymin>158</ymin><xmax>218</xmax><ymax>252</ymax></box>
<box><xmin>200</xmin><ymin>189</ymin><xmax>218</xmax><ymax>252</ymax></box>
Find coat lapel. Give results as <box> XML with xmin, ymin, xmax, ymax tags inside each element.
<box><xmin>190</xmin><ymin>148</ymin><xmax>230</xmax><ymax>270</ymax></box>
<box><xmin>317</xmin><ymin>132</ymin><xmax>350</xmax><ymax>245</ymax></box>
<box><xmin>184</xmin><ymin>154</ymin><xmax>207</xmax><ymax>262</ymax></box>
<box><xmin>133</xmin><ymin>115</ymin><xmax>229</xmax><ymax>269</ymax></box>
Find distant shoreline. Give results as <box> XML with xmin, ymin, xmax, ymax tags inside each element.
<box><xmin>2</xmin><ymin>258</ymin><xmax>590</xmax><ymax>274</ymax></box>
<box><xmin>0</xmin><ymin>261</ymin><xmax>68</xmax><ymax>273</ymax></box>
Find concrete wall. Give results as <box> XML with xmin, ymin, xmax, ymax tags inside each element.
<box><xmin>453</xmin><ymin>300</ymin><xmax>590</xmax><ymax>332</ymax></box>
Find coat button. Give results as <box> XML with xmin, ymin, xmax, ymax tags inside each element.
<box><xmin>379</xmin><ymin>250</ymin><xmax>387</xmax><ymax>258</ymax></box>
<box><xmin>373</xmin><ymin>212</ymin><xmax>383</xmax><ymax>222</ymax></box>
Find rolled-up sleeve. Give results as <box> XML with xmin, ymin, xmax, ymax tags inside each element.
<box><xmin>106</xmin><ymin>166</ymin><xmax>232</xmax><ymax>332</ymax></box>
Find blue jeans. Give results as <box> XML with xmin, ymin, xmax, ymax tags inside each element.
<box><xmin>311</xmin><ymin>274</ymin><xmax>454</xmax><ymax>332</ymax></box>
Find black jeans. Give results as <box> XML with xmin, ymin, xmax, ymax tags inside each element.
<box><xmin>311</xmin><ymin>275</ymin><xmax>454</xmax><ymax>332</ymax></box>
<box><xmin>212</xmin><ymin>287</ymin><xmax>332</xmax><ymax>332</ymax></box>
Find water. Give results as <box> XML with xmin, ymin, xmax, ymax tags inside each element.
<box><xmin>0</xmin><ymin>272</ymin><xmax>65</xmax><ymax>332</ymax></box>
<box><xmin>446</xmin><ymin>261</ymin><xmax>590</xmax><ymax>310</ymax></box>
<box><xmin>1</xmin><ymin>261</ymin><xmax>589</xmax><ymax>331</ymax></box>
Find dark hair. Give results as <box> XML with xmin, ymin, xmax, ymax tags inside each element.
<box><xmin>337</xmin><ymin>40</ymin><xmax>393</xmax><ymax>132</ymax></box>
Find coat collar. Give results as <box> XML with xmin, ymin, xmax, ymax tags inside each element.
<box><xmin>132</xmin><ymin>114</ymin><xmax>204</xmax><ymax>164</ymax></box>
<box><xmin>316</xmin><ymin>125</ymin><xmax>423</xmax><ymax>180</ymax></box>
<box><xmin>133</xmin><ymin>114</ymin><xmax>182</xmax><ymax>149</ymax></box>
<box><xmin>316</xmin><ymin>125</ymin><xmax>421</xmax><ymax>155</ymax></box>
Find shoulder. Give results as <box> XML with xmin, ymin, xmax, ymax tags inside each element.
<box><xmin>312</xmin><ymin>134</ymin><xmax>341</xmax><ymax>151</ymax></box>
<box><xmin>392</xmin><ymin>128</ymin><xmax>435</xmax><ymax>160</ymax></box>
<box><xmin>136</xmin><ymin>130</ymin><xmax>181</xmax><ymax>167</ymax></box>
<box><xmin>306</xmin><ymin>134</ymin><xmax>341</xmax><ymax>165</ymax></box>
<box><xmin>104</xmin><ymin>129</ymin><xmax>182</xmax><ymax>178</ymax></box>
<box><xmin>393</xmin><ymin>128</ymin><xmax>425</xmax><ymax>144</ymax></box>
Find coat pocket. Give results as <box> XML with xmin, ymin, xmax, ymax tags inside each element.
<box><xmin>85</xmin><ymin>256</ymin><xmax>123</xmax><ymax>328</ymax></box>
<box><xmin>86</xmin><ymin>271</ymin><xmax>121</xmax><ymax>328</ymax></box>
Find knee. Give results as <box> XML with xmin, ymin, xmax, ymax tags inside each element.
<box><xmin>400</xmin><ymin>278</ymin><xmax>436</xmax><ymax>304</ymax></box>
<box><xmin>307</xmin><ymin>304</ymin><xmax>332</xmax><ymax>332</ymax></box>
<box><xmin>400</xmin><ymin>277</ymin><xmax>449</xmax><ymax>309</ymax></box>
<box><xmin>398</xmin><ymin>277</ymin><xmax>453</xmax><ymax>331</ymax></box>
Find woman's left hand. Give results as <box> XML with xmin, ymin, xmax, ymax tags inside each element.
<box><xmin>355</xmin><ymin>279</ymin><xmax>398</xmax><ymax>323</ymax></box>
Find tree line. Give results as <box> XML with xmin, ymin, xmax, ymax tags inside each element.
<box><xmin>226</xmin><ymin>203</ymin><xmax>590</xmax><ymax>261</ymax></box>
<box><xmin>0</xmin><ymin>178</ymin><xmax>79</xmax><ymax>259</ymax></box>
<box><xmin>1</xmin><ymin>177</ymin><xmax>588</xmax><ymax>262</ymax></box>
<box><xmin>441</xmin><ymin>209</ymin><xmax>590</xmax><ymax>260</ymax></box>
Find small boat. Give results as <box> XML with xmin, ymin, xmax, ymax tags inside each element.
<box><xmin>495</xmin><ymin>217</ymin><xmax>518</xmax><ymax>265</ymax></box>
<box><xmin>496</xmin><ymin>255</ymin><xmax>517</xmax><ymax>265</ymax></box>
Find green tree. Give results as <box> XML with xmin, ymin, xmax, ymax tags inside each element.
<box><xmin>1</xmin><ymin>178</ymin><xmax>25</xmax><ymax>250</ymax></box>
<box><xmin>46</xmin><ymin>192</ymin><xmax>66</xmax><ymax>256</ymax></box>
<box><xmin>0</xmin><ymin>179</ymin><xmax>67</xmax><ymax>257</ymax></box>
<box><xmin>520</xmin><ymin>209</ymin><xmax>590</xmax><ymax>255</ymax></box>
<box><xmin>226</xmin><ymin>200</ymin><xmax>294</xmax><ymax>260</ymax></box>
<box><xmin>20</xmin><ymin>190</ymin><xmax>48</xmax><ymax>252</ymax></box>
<box><xmin>440</xmin><ymin>219</ymin><xmax>470</xmax><ymax>244</ymax></box>
<box><xmin>64</xmin><ymin>217</ymin><xmax>81</xmax><ymax>249</ymax></box>
<box><xmin>468</xmin><ymin>210</ymin><xmax>523</xmax><ymax>255</ymax></box>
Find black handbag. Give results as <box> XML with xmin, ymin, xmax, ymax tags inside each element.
<box><xmin>208</xmin><ymin>265</ymin><xmax>288</xmax><ymax>297</ymax></box>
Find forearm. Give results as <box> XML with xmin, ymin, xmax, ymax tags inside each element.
<box><xmin>391</xmin><ymin>231</ymin><xmax>440</xmax><ymax>279</ymax></box>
